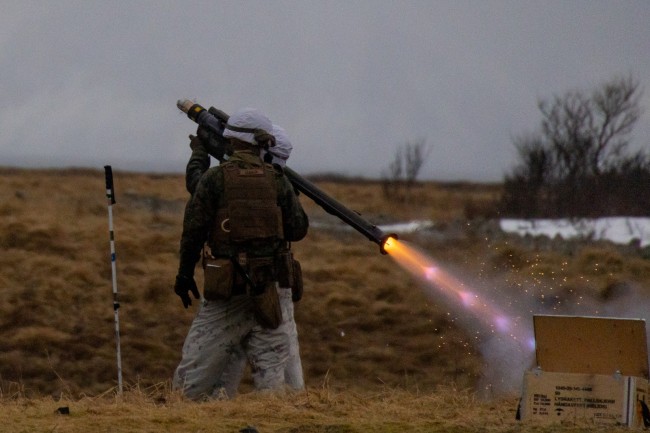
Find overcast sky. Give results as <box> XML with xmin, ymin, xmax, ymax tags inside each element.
<box><xmin>2</xmin><ymin>1</ymin><xmax>649</xmax><ymax>182</ymax></box>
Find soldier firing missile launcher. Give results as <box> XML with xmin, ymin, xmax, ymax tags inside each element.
<box><xmin>177</xmin><ymin>99</ymin><xmax>397</xmax><ymax>254</ymax></box>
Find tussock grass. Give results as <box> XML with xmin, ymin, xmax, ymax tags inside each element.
<box><xmin>0</xmin><ymin>383</ymin><xmax>626</xmax><ymax>433</ymax></box>
<box><xmin>2</xmin><ymin>168</ymin><xmax>650</xmax><ymax>432</ymax></box>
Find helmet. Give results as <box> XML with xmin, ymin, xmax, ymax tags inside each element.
<box><xmin>262</xmin><ymin>124</ymin><xmax>293</xmax><ymax>167</ymax></box>
<box><xmin>222</xmin><ymin>107</ymin><xmax>273</xmax><ymax>146</ymax></box>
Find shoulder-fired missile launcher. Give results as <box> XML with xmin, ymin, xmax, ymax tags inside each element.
<box><xmin>177</xmin><ymin>99</ymin><xmax>396</xmax><ymax>254</ymax></box>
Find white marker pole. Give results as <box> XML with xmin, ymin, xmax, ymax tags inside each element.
<box><xmin>104</xmin><ymin>165</ymin><xmax>123</xmax><ymax>395</ymax></box>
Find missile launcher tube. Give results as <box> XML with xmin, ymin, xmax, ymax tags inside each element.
<box><xmin>177</xmin><ymin>99</ymin><xmax>395</xmax><ymax>254</ymax></box>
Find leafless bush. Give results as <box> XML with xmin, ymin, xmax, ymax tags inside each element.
<box><xmin>502</xmin><ymin>74</ymin><xmax>648</xmax><ymax>217</ymax></box>
<box><xmin>382</xmin><ymin>138</ymin><xmax>432</xmax><ymax>201</ymax></box>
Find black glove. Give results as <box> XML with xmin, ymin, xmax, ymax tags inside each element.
<box><xmin>192</xmin><ymin>126</ymin><xmax>230</xmax><ymax>161</ymax></box>
<box><xmin>174</xmin><ymin>274</ymin><xmax>200</xmax><ymax>308</ymax></box>
<box><xmin>188</xmin><ymin>134</ymin><xmax>206</xmax><ymax>151</ymax></box>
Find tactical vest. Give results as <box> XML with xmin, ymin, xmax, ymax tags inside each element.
<box><xmin>210</xmin><ymin>163</ymin><xmax>284</xmax><ymax>249</ymax></box>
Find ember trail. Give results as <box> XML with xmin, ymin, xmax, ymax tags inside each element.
<box><xmin>383</xmin><ymin>237</ymin><xmax>534</xmax><ymax>351</ymax></box>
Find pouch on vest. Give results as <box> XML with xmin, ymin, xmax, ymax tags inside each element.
<box><xmin>248</xmin><ymin>257</ymin><xmax>282</xmax><ymax>329</ymax></box>
<box><xmin>276</xmin><ymin>252</ymin><xmax>293</xmax><ymax>288</ymax></box>
<box><xmin>276</xmin><ymin>252</ymin><xmax>303</xmax><ymax>302</ymax></box>
<box><xmin>251</xmin><ymin>282</ymin><xmax>282</xmax><ymax>329</ymax></box>
<box><xmin>203</xmin><ymin>257</ymin><xmax>234</xmax><ymax>300</ymax></box>
<box><xmin>291</xmin><ymin>258</ymin><xmax>304</xmax><ymax>303</ymax></box>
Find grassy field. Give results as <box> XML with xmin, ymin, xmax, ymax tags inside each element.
<box><xmin>1</xmin><ymin>167</ymin><xmax>649</xmax><ymax>432</ymax></box>
<box><xmin>4</xmin><ymin>381</ymin><xmax>634</xmax><ymax>433</ymax></box>
<box><xmin>4</xmin><ymin>385</ymin><xmax>625</xmax><ymax>433</ymax></box>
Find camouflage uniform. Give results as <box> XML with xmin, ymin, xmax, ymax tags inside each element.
<box><xmin>183</xmin><ymin>140</ymin><xmax>306</xmax><ymax>393</ymax></box>
<box><xmin>173</xmin><ymin>149</ymin><xmax>308</xmax><ymax>399</ymax></box>
<box><xmin>184</xmin><ymin>139</ymin><xmax>211</xmax><ymax>194</ymax></box>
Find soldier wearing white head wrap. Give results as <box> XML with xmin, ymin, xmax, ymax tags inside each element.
<box><xmin>214</xmin><ymin>122</ymin><xmax>304</xmax><ymax>394</ymax></box>
<box><xmin>262</xmin><ymin>125</ymin><xmax>293</xmax><ymax>167</ymax></box>
<box><xmin>222</xmin><ymin>107</ymin><xmax>275</xmax><ymax>147</ymax></box>
<box><xmin>175</xmin><ymin>108</ymin><xmax>306</xmax><ymax>398</ymax></box>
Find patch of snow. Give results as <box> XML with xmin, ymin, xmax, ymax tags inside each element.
<box><xmin>500</xmin><ymin>217</ymin><xmax>650</xmax><ymax>247</ymax></box>
<box><xmin>377</xmin><ymin>220</ymin><xmax>435</xmax><ymax>234</ymax></box>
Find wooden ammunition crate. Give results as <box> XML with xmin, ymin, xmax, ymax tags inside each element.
<box><xmin>519</xmin><ymin>315</ymin><xmax>649</xmax><ymax>428</ymax></box>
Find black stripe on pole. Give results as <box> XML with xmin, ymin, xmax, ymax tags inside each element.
<box><xmin>104</xmin><ymin>165</ymin><xmax>116</xmax><ymax>204</ymax></box>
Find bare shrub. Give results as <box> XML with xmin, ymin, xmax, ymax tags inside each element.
<box><xmin>382</xmin><ymin>138</ymin><xmax>432</xmax><ymax>202</ymax></box>
<box><xmin>502</xmin><ymin>74</ymin><xmax>647</xmax><ymax>217</ymax></box>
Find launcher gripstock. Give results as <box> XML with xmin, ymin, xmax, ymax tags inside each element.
<box><xmin>176</xmin><ymin>99</ymin><xmax>397</xmax><ymax>254</ymax></box>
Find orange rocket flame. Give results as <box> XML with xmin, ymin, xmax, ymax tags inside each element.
<box><xmin>383</xmin><ymin>237</ymin><xmax>533</xmax><ymax>349</ymax></box>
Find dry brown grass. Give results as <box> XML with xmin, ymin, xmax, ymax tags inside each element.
<box><xmin>0</xmin><ymin>168</ymin><xmax>496</xmax><ymax>398</ymax></box>
<box><xmin>0</xmin><ymin>384</ymin><xmax>624</xmax><ymax>433</ymax></box>
<box><xmin>1</xmin><ymin>168</ymin><xmax>649</xmax><ymax>432</ymax></box>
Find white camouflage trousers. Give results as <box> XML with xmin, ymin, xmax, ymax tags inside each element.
<box><xmin>172</xmin><ymin>287</ymin><xmax>303</xmax><ymax>399</ymax></box>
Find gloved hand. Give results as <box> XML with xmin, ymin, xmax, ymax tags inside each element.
<box><xmin>190</xmin><ymin>126</ymin><xmax>229</xmax><ymax>160</ymax></box>
<box><xmin>188</xmin><ymin>134</ymin><xmax>206</xmax><ymax>151</ymax></box>
<box><xmin>174</xmin><ymin>274</ymin><xmax>200</xmax><ymax>308</ymax></box>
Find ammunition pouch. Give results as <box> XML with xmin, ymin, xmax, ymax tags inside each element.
<box><xmin>276</xmin><ymin>252</ymin><xmax>304</xmax><ymax>302</ymax></box>
<box><xmin>291</xmin><ymin>259</ymin><xmax>304</xmax><ymax>302</ymax></box>
<box><xmin>202</xmin><ymin>257</ymin><xmax>234</xmax><ymax>301</ymax></box>
<box><xmin>247</xmin><ymin>257</ymin><xmax>282</xmax><ymax>329</ymax></box>
<box><xmin>276</xmin><ymin>252</ymin><xmax>292</xmax><ymax>288</ymax></box>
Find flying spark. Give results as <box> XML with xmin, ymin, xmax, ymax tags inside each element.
<box><xmin>383</xmin><ymin>237</ymin><xmax>533</xmax><ymax>350</ymax></box>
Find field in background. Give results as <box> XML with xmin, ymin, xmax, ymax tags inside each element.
<box><xmin>2</xmin><ymin>168</ymin><xmax>650</xmax><ymax>432</ymax></box>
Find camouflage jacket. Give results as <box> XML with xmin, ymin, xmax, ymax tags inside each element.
<box><xmin>185</xmin><ymin>126</ymin><xmax>232</xmax><ymax>194</ymax></box>
<box><xmin>178</xmin><ymin>150</ymin><xmax>309</xmax><ymax>278</ymax></box>
<box><xmin>184</xmin><ymin>144</ymin><xmax>210</xmax><ymax>195</ymax></box>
